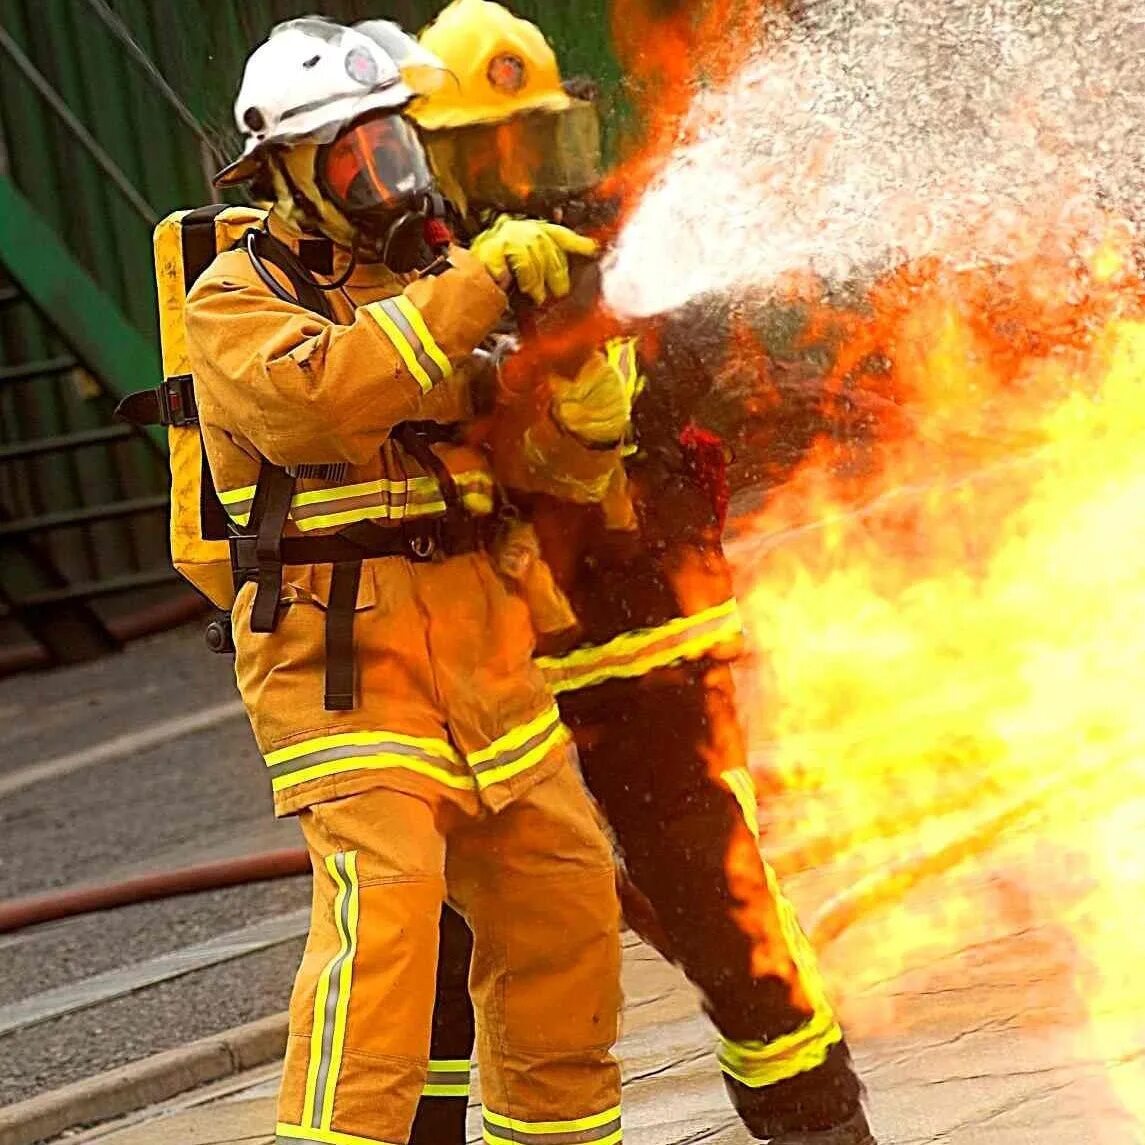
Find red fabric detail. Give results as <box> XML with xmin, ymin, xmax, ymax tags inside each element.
<box><xmin>679</xmin><ymin>423</ymin><xmax>730</xmax><ymax>530</ymax></box>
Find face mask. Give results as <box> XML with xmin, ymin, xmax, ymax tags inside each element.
<box><xmin>317</xmin><ymin>112</ymin><xmax>433</xmax><ymax>218</ymax></box>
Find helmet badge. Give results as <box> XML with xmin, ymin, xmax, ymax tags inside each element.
<box><xmin>487</xmin><ymin>52</ymin><xmax>526</xmax><ymax>94</ymax></box>
<box><xmin>345</xmin><ymin>46</ymin><xmax>380</xmax><ymax>87</ymax></box>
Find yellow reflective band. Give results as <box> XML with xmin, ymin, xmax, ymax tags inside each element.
<box><xmin>218</xmin><ymin>484</ymin><xmax>256</xmax><ymax>505</ymax></box>
<box><xmin>219</xmin><ymin>484</ymin><xmax>256</xmax><ymax>527</ymax></box>
<box><xmin>227</xmin><ymin>470</ymin><xmax>495</xmax><ymax>535</ymax></box>
<box><xmin>321</xmin><ymin>853</ymin><xmax>359</xmax><ymax>1128</ymax></box>
<box><xmin>276</xmin><ymin>1122</ymin><xmax>399</xmax><ymax>1145</ymax></box>
<box><xmin>392</xmin><ymin>295</ymin><xmax>453</xmax><ymax>381</ymax></box>
<box><xmin>718</xmin><ymin>1007</ymin><xmax>842</xmax><ymax>1088</ymax></box>
<box><xmin>291</xmin><ymin>476</ymin><xmax>436</xmax><ymax>508</ymax></box>
<box><xmin>721</xmin><ymin>767</ymin><xmax>761</xmax><ymax>841</ymax></box>
<box><xmin>483</xmin><ymin>1104</ymin><xmax>623</xmax><ymax>1145</ymax></box>
<box><xmin>467</xmin><ymin>704</ymin><xmax>561</xmax><ymax>768</ymax></box>
<box><xmin>475</xmin><ymin>724</ymin><xmax>568</xmax><ymax>789</ymax></box>
<box><xmin>422</xmin><ymin>1057</ymin><xmax>472</xmax><ymax>1099</ymax></box>
<box><xmin>537</xmin><ymin>599</ymin><xmax>743</xmax><ymax>695</ymax></box>
<box><xmin>266</xmin><ymin>731</ymin><xmax>474</xmax><ymax>794</ymax></box>
<box><xmin>424</xmin><ymin>1083</ymin><xmax>471</xmax><ymax>1098</ymax></box>
<box><xmin>366</xmin><ymin>301</ymin><xmax>435</xmax><ymax>393</ymax></box>
<box><xmin>302</xmin><ymin>852</ymin><xmax>358</xmax><ymax>1130</ymax></box>
<box><xmin>719</xmin><ymin>860</ymin><xmax>842</xmax><ymax>1088</ymax></box>
<box><xmin>467</xmin><ymin>706</ymin><xmax>568</xmax><ymax>788</ymax></box>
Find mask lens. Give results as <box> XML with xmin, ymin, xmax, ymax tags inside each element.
<box><xmin>320</xmin><ymin>114</ymin><xmax>431</xmax><ymax>213</ymax></box>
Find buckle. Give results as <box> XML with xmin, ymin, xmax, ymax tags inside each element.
<box><xmin>158</xmin><ymin>374</ymin><xmax>199</xmax><ymax>427</ymax></box>
<box><xmin>407</xmin><ymin>531</ymin><xmax>437</xmax><ymax>560</ymax></box>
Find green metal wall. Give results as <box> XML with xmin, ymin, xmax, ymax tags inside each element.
<box><xmin>1</xmin><ymin>0</ymin><xmax>621</xmax><ymax>342</ymax></box>
<box><xmin>0</xmin><ymin>0</ymin><xmax>621</xmax><ymax>666</ymax></box>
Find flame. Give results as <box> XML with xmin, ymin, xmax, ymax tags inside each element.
<box><xmin>726</xmin><ymin>241</ymin><xmax>1145</xmax><ymax>1124</ymax></box>
<box><xmin>595</xmin><ymin>0</ymin><xmax>1145</xmax><ymax>1130</ymax></box>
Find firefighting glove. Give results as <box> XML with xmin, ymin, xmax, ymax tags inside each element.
<box><xmin>551</xmin><ymin>337</ymin><xmax>644</xmax><ymax>448</ymax></box>
<box><xmin>470</xmin><ymin>215</ymin><xmax>598</xmax><ymax>305</ymax></box>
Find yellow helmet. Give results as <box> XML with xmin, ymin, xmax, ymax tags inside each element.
<box><xmin>412</xmin><ymin>0</ymin><xmax>572</xmax><ymax>130</ymax></box>
<box><xmin>411</xmin><ymin>0</ymin><xmax>601</xmax><ymax>215</ymax></box>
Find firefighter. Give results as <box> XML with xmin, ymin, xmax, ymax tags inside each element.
<box><xmin>184</xmin><ymin>18</ymin><xmax>626</xmax><ymax>1145</ymax></box>
<box><xmin>406</xmin><ymin>3</ymin><xmax>879</xmax><ymax>1143</ymax></box>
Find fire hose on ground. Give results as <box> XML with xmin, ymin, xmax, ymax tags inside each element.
<box><xmin>0</xmin><ymin>849</ymin><xmax>311</xmax><ymax>935</ymax></box>
<box><xmin>0</xmin><ymin>757</ymin><xmax>1097</xmax><ymax>942</ymax></box>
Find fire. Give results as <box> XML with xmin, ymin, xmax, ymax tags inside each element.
<box><xmin>595</xmin><ymin>0</ymin><xmax>1145</xmax><ymax>1131</ymax></box>
<box><xmin>727</xmin><ymin>244</ymin><xmax>1145</xmax><ymax>1124</ymax></box>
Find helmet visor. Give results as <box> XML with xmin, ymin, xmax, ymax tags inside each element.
<box><xmin>318</xmin><ymin>113</ymin><xmax>432</xmax><ymax>213</ymax></box>
<box><xmin>423</xmin><ymin>102</ymin><xmax>602</xmax><ymax>213</ymax></box>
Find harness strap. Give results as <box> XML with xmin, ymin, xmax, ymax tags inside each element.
<box><xmin>396</xmin><ymin>422</ymin><xmax>466</xmax><ymax>531</ymax></box>
<box><xmin>324</xmin><ymin>561</ymin><xmax>363</xmax><ymax>711</ymax></box>
<box><xmin>247</xmin><ymin>462</ymin><xmax>296</xmax><ymax>633</ymax></box>
<box><xmin>243</xmin><ymin>228</ymin><xmax>336</xmax><ymax>320</ymax></box>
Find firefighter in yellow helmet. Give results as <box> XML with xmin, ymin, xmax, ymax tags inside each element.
<box><xmin>185</xmin><ymin>17</ymin><xmax>624</xmax><ymax>1145</ymax></box>
<box><xmin>406</xmin><ymin>3</ymin><xmax>879</xmax><ymax>1144</ymax></box>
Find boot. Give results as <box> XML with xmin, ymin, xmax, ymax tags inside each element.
<box><xmin>764</xmin><ymin>1108</ymin><xmax>877</xmax><ymax>1145</ymax></box>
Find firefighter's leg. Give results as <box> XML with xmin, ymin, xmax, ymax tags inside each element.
<box><xmin>566</xmin><ymin>663</ymin><xmax>868</xmax><ymax>1140</ymax></box>
<box><xmin>276</xmin><ymin>786</ymin><xmax>447</xmax><ymax>1145</ymax></box>
<box><xmin>409</xmin><ymin>905</ymin><xmax>475</xmax><ymax>1145</ymax></box>
<box><xmin>448</xmin><ymin>754</ymin><xmax>623</xmax><ymax>1145</ymax></box>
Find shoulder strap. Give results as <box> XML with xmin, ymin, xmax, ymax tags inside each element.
<box><xmin>182</xmin><ymin>206</ymin><xmax>232</xmax><ymax>542</ymax></box>
<box><xmin>395</xmin><ymin>423</ymin><xmax>464</xmax><ymax>528</ymax></box>
<box><xmin>182</xmin><ymin>205</ymin><xmax>228</xmax><ymax>287</ymax></box>
<box><xmin>243</xmin><ymin>228</ymin><xmax>336</xmax><ymax>321</ymax></box>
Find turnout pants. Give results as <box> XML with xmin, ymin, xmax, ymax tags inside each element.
<box><xmin>276</xmin><ymin>762</ymin><xmax>622</xmax><ymax>1145</ymax></box>
<box><xmin>414</xmin><ymin>663</ymin><xmax>863</xmax><ymax>1142</ymax></box>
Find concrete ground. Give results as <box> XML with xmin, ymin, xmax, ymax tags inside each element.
<box><xmin>59</xmin><ymin>847</ymin><xmax>1145</xmax><ymax>1145</ymax></box>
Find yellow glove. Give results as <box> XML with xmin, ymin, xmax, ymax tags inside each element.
<box><xmin>470</xmin><ymin>215</ymin><xmax>598</xmax><ymax>305</ymax></box>
<box><xmin>551</xmin><ymin>337</ymin><xmax>643</xmax><ymax>447</ymax></box>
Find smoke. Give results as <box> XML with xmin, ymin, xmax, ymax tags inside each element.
<box><xmin>602</xmin><ymin>0</ymin><xmax>1145</xmax><ymax>318</ymax></box>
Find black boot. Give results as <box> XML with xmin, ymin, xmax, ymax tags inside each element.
<box><xmin>726</xmin><ymin>1043</ymin><xmax>870</xmax><ymax>1142</ymax></box>
<box><xmin>766</xmin><ymin>1107</ymin><xmax>877</xmax><ymax>1144</ymax></box>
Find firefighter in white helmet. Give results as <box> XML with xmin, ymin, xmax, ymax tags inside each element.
<box><xmin>185</xmin><ymin>18</ymin><xmax>625</xmax><ymax>1145</ymax></box>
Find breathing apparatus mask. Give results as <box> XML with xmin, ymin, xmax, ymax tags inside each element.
<box><xmin>312</xmin><ymin>110</ymin><xmax>445</xmax><ymax>271</ymax></box>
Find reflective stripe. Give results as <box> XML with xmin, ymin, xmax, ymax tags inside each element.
<box><xmin>366</xmin><ymin>296</ymin><xmax>452</xmax><ymax>394</ymax></box>
<box><xmin>302</xmin><ymin>853</ymin><xmax>360</xmax><ymax>1131</ymax></box>
<box><xmin>536</xmin><ymin>599</ymin><xmax>744</xmax><ymax>695</ymax></box>
<box><xmin>422</xmin><ymin>1057</ymin><xmax>472</xmax><ymax>1098</ymax></box>
<box><xmin>718</xmin><ymin>860</ymin><xmax>843</xmax><ymax>1087</ymax></box>
<box><xmin>276</xmin><ymin>1123</ymin><xmax>398</xmax><ymax>1145</ymax></box>
<box><xmin>483</xmin><ymin>1105</ymin><xmax>622</xmax><ymax>1145</ymax></box>
<box><xmin>220</xmin><ymin>471</ymin><xmax>494</xmax><ymax>532</ymax></box>
<box><xmin>721</xmin><ymin>767</ymin><xmax>760</xmax><ymax>841</ymax></box>
<box><xmin>467</xmin><ymin>705</ymin><xmax>568</xmax><ymax>788</ymax></box>
<box><xmin>392</xmin><ymin>295</ymin><xmax>453</xmax><ymax>381</ymax></box>
<box><xmin>266</xmin><ymin>731</ymin><xmax>474</xmax><ymax>794</ymax></box>
<box><xmin>218</xmin><ymin>484</ymin><xmax>256</xmax><ymax>527</ymax></box>
<box><xmin>289</xmin><ymin>476</ymin><xmax>437</xmax><ymax>532</ymax></box>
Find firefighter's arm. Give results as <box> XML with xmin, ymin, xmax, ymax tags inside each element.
<box><xmin>186</xmin><ymin>247</ymin><xmax>505</xmax><ymax>467</ymax></box>
<box><xmin>488</xmin><ymin>337</ymin><xmax>641</xmax><ymax>504</ymax></box>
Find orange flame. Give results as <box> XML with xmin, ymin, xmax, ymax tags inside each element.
<box><xmin>599</xmin><ymin>1</ymin><xmax>1145</xmax><ymax>1131</ymax></box>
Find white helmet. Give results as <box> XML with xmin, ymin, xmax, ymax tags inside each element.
<box><xmin>215</xmin><ymin>16</ymin><xmax>445</xmax><ymax>187</ymax></box>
